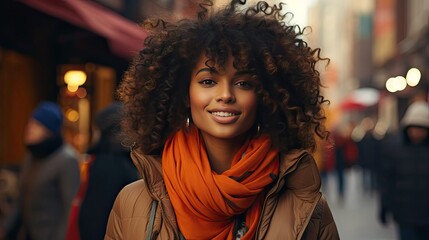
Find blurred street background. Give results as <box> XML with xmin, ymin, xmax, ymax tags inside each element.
<box><xmin>324</xmin><ymin>168</ymin><xmax>397</xmax><ymax>239</ymax></box>
<box><xmin>1</xmin><ymin>0</ymin><xmax>428</xmax><ymax>239</ymax></box>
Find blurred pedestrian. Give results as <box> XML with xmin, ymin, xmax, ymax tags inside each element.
<box><xmin>332</xmin><ymin>123</ymin><xmax>358</xmax><ymax>201</ymax></box>
<box><xmin>0</xmin><ymin>101</ymin><xmax>81</xmax><ymax>240</ymax></box>
<box><xmin>0</xmin><ymin>169</ymin><xmax>19</xmax><ymax>227</ymax></box>
<box><xmin>355</xmin><ymin>118</ymin><xmax>380</xmax><ymax>194</ymax></box>
<box><xmin>378</xmin><ymin>101</ymin><xmax>429</xmax><ymax>240</ymax></box>
<box><xmin>105</xmin><ymin>0</ymin><xmax>339</xmax><ymax>239</ymax></box>
<box><xmin>74</xmin><ymin>102</ymin><xmax>139</xmax><ymax>240</ymax></box>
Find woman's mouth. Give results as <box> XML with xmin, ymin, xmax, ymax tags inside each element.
<box><xmin>211</xmin><ymin>111</ymin><xmax>239</xmax><ymax>117</ymax></box>
<box><xmin>209</xmin><ymin>111</ymin><xmax>240</xmax><ymax>124</ymax></box>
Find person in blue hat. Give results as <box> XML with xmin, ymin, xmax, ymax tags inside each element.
<box><xmin>1</xmin><ymin>101</ymin><xmax>81</xmax><ymax>240</ymax></box>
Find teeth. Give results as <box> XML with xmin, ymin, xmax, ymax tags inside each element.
<box><xmin>211</xmin><ymin>112</ymin><xmax>237</xmax><ymax>117</ymax></box>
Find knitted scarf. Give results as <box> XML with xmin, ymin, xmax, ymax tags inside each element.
<box><xmin>162</xmin><ymin>126</ymin><xmax>279</xmax><ymax>239</ymax></box>
<box><xmin>26</xmin><ymin>135</ymin><xmax>63</xmax><ymax>159</ymax></box>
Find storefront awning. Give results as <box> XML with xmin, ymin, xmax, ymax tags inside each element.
<box><xmin>18</xmin><ymin>0</ymin><xmax>147</xmax><ymax>60</ymax></box>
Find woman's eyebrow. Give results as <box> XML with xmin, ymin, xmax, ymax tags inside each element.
<box><xmin>195</xmin><ymin>67</ymin><xmax>218</xmax><ymax>76</ymax></box>
<box><xmin>194</xmin><ymin>68</ymin><xmax>254</xmax><ymax>77</ymax></box>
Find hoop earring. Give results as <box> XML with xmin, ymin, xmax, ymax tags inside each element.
<box><xmin>186</xmin><ymin>117</ymin><xmax>190</xmax><ymax>128</ymax></box>
<box><xmin>257</xmin><ymin>124</ymin><xmax>261</xmax><ymax>135</ymax></box>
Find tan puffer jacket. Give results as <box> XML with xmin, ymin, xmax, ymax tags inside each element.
<box><xmin>105</xmin><ymin>149</ymin><xmax>339</xmax><ymax>239</ymax></box>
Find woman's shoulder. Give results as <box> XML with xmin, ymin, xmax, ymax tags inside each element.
<box><xmin>121</xmin><ymin>179</ymin><xmax>147</xmax><ymax>193</ymax></box>
<box><xmin>281</xmin><ymin>150</ymin><xmax>321</xmax><ymax>197</ymax></box>
<box><xmin>118</xmin><ymin>179</ymin><xmax>150</xmax><ymax>201</ymax></box>
<box><xmin>112</xmin><ymin>179</ymin><xmax>153</xmax><ymax>218</ymax></box>
<box><xmin>106</xmin><ymin>179</ymin><xmax>153</xmax><ymax>239</ymax></box>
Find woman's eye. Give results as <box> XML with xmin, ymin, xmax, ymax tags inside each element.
<box><xmin>199</xmin><ymin>79</ymin><xmax>216</xmax><ymax>86</ymax></box>
<box><xmin>235</xmin><ymin>80</ymin><xmax>253</xmax><ymax>89</ymax></box>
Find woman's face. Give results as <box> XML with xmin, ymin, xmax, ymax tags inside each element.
<box><xmin>189</xmin><ymin>54</ymin><xmax>258</xmax><ymax>142</ymax></box>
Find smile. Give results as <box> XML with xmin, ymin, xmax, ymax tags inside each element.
<box><xmin>209</xmin><ymin>111</ymin><xmax>241</xmax><ymax>124</ymax></box>
<box><xmin>211</xmin><ymin>111</ymin><xmax>240</xmax><ymax>117</ymax></box>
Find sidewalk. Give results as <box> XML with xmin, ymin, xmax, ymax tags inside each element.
<box><xmin>322</xmin><ymin>168</ymin><xmax>397</xmax><ymax>240</ymax></box>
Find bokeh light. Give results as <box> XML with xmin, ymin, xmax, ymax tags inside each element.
<box><xmin>405</xmin><ymin>68</ymin><xmax>421</xmax><ymax>87</ymax></box>
<box><xmin>65</xmin><ymin>108</ymin><xmax>79</xmax><ymax>122</ymax></box>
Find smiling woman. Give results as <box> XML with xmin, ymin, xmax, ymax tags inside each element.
<box><xmin>189</xmin><ymin>53</ymin><xmax>260</xmax><ymax>173</ymax></box>
<box><xmin>106</xmin><ymin>0</ymin><xmax>339</xmax><ymax>239</ymax></box>
<box><xmin>189</xmin><ymin>54</ymin><xmax>258</xmax><ymax>152</ymax></box>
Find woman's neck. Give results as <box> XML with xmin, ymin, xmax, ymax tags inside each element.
<box><xmin>201</xmin><ymin>133</ymin><xmax>247</xmax><ymax>174</ymax></box>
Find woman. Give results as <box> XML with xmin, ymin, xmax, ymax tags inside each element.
<box><xmin>105</xmin><ymin>0</ymin><xmax>339</xmax><ymax>239</ymax></box>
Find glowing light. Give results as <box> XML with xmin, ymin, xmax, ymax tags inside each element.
<box><xmin>385</xmin><ymin>77</ymin><xmax>397</xmax><ymax>92</ymax></box>
<box><xmin>65</xmin><ymin>109</ymin><xmax>79</xmax><ymax>122</ymax></box>
<box><xmin>386</xmin><ymin>76</ymin><xmax>407</xmax><ymax>92</ymax></box>
<box><xmin>406</xmin><ymin>68</ymin><xmax>421</xmax><ymax>87</ymax></box>
<box><xmin>64</xmin><ymin>70</ymin><xmax>87</xmax><ymax>86</ymax></box>
<box><xmin>67</xmin><ymin>84</ymin><xmax>79</xmax><ymax>92</ymax></box>
<box><xmin>76</xmin><ymin>87</ymin><xmax>87</xmax><ymax>98</ymax></box>
<box><xmin>395</xmin><ymin>76</ymin><xmax>407</xmax><ymax>91</ymax></box>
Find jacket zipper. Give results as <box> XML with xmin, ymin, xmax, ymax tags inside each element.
<box><xmin>254</xmin><ymin>171</ymin><xmax>287</xmax><ymax>239</ymax></box>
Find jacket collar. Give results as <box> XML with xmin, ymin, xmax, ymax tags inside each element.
<box><xmin>256</xmin><ymin>149</ymin><xmax>322</xmax><ymax>239</ymax></box>
<box><xmin>130</xmin><ymin>149</ymin><xmax>181</xmax><ymax>238</ymax></box>
<box><xmin>131</xmin><ymin>147</ymin><xmax>319</xmax><ymax>239</ymax></box>
<box><xmin>130</xmin><ymin>148</ymin><xmax>309</xmax><ymax>198</ymax></box>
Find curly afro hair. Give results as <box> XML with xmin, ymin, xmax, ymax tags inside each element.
<box><xmin>118</xmin><ymin>0</ymin><xmax>330</xmax><ymax>155</ymax></box>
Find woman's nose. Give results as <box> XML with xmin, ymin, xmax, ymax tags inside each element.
<box><xmin>215</xmin><ymin>82</ymin><xmax>235</xmax><ymax>103</ymax></box>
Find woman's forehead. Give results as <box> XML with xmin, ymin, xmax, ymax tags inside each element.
<box><xmin>193</xmin><ymin>48</ymin><xmax>253</xmax><ymax>68</ymax></box>
<box><xmin>192</xmin><ymin>52</ymin><xmax>234</xmax><ymax>73</ymax></box>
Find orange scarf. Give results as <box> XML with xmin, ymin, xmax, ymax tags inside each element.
<box><xmin>162</xmin><ymin>126</ymin><xmax>279</xmax><ymax>239</ymax></box>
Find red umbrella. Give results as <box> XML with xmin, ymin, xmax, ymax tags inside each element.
<box><xmin>340</xmin><ymin>99</ymin><xmax>367</xmax><ymax>110</ymax></box>
<box><xmin>340</xmin><ymin>88</ymin><xmax>380</xmax><ymax>111</ymax></box>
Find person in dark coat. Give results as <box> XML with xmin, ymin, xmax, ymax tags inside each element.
<box><xmin>356</xmin><ymin>118</ymin><xmax>380</xmax><ymax>193</ymax></box>
<box><xmin>78</xmin><ymin>102</ymin><xmax>139</xmax><ymax>240</ymax></box>
<box><xmin>379</xmin><ymin>101</ymin><xmax>429</xmax><ymax>240</ymax></box>
<box><xmin>332</xmin><ymin>123</ymin><xmax>358</xmax><ymax>201</ymax></box>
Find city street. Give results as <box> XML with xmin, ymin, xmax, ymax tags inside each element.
<box><xmin>322</xmin><ymin>168</ymin><xmax>397</xmax><ymax>240</ymax></box>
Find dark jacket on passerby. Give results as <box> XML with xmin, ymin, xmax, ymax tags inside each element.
<box><xmin>379</xmin><ymin>101</ymin><xmax>429</xmax><ymax>226</ymax></box>
<box><xmin>105</xmin><ymin>149</ymin><xmax>339</xmax><ymax>240</ymax></box>
<box><xmin>78</xmin><ymin>103</ymin><xmax>139</xmax><ymax>240</ymax></box>
<box><xmin>357</xmin><ymin>132</ymin><xmax>380</xmax><ymax>171</ymax></box>
<box><xmin>357</xmin><ymin>131</ymin><xmax>381</xmax><ymax>192</ymax></box>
